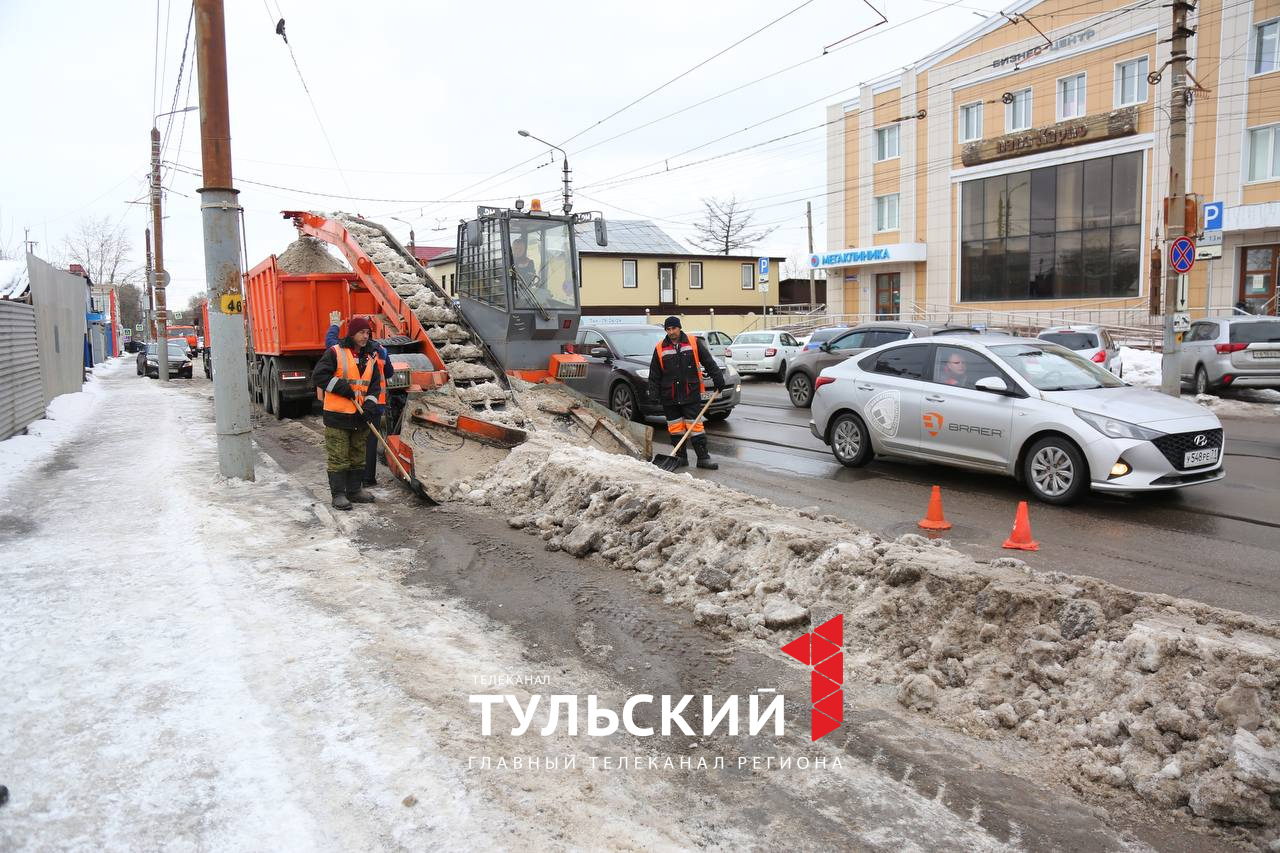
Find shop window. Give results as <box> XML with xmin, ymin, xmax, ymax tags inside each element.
<box><xmin>1116</xmin><ymin>56</ymin><xmax>1148</xmax><ymax>106</ymax></box>
<box><xmin>874</xmin><ymin>125</ymin><xmax>900</xmax><ymax>161</ymax></box>
<box><xmin>874</xmin><ymin>193</ymin><xmax>900</xmax><ymax>232</ymax></box>
<box><xmin>1006</xmin><ymin>88</ymin><xmax>1032</xmax><ymax>132</ymax></box>
<box><xmin>960</xmin><ymin>152</ymin><xmax>1143</xmax><ymax>301</ymax></box>
<box><xmin>959</xmin><ymin>102</ymin><xmax>983</xmax><ymax>142</ymax></box>
<box><xmin>1255</xmin><ymin>20</ymin><xmax>1279</xmax><ymax>75</ymax></box>
<box><xmin>1057</xmin><ymin>73</ymin><xmax>1086</xmax><ymax>120</ymax></box>
<box><xmin>1246</xmin><ymin>124</ymin><xmax>1280</xmax><ymax>182</ymax></box>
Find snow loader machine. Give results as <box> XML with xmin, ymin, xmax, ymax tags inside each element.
<box><xmin>282</xmin><ymin>205</ymin><xmax>651</xmax><ymax>502</ymax></box>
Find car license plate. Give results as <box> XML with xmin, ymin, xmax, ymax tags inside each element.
<box><xmin>1253</xmin><ymin>350</ymin><xmax>1280</xmax><ymax>359</ymax></box>
<box><xmin>1184</xmin><ymin>448</ymin><xmax>1219</xmax><ymax>467</ymax></box>
<box><xmin>737</xmin><ymin>363</ymin><xmax>758</xmax><ymax>371</ymax></box>
<box><xmin>701</xmin><ymin>390</ymin><xmax>714</xmax><ymax>401</ymax></box>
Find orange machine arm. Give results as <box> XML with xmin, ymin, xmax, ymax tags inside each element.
<box><xmin>283</xmin><ymin>210</ymin><xmax>446</xmax><ymax>372</ymax></box>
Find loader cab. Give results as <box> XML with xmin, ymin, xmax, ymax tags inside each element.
<box><xmin>455</xmin><ymin>203</ymin><xmax>606</xmax><ymax>374</ymax></box>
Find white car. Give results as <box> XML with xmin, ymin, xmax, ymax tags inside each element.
<box><xmin>726</xmin><ymin>330</ymin><xmax>803</xmax><ymax>381</ymax></box>
<box><xmin>688</xmin><ymin>330</ymin><xmax>735</xmax><ymax>360</ymax></box>
<box><xmin>809</xmin><ymin>336</ymin><xmax>1224</xmax><ymax>504</ymax></box>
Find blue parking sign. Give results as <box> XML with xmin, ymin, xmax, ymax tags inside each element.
<box><xmin>1203</xmin><ymin>201</ymin><xmax>1223</xmax><ymax>232</ymax></box>
<box><xmin>758</xmin><ymin>257</ymin><xmax>769</xmax><ymax>281</ymax></box>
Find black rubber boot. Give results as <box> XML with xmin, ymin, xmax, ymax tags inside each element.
<box><xmin>329</xmin><ymin>472</ymin><xmax>352</xmax><ymax>511</ymax></box>
<box><xmin>347</xmin><ymin>470</ymin><xmax>375</xmax><ymax>503</ymax></box>
<box><xmin>692</xmin><ymin>435</ymin><xmax>718</xmax><ymax>470</ymax></box>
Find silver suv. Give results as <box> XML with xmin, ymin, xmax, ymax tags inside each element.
<box><xmin>1179</xmin><ymin>316</ymin><xmax>1280</xmax><ymax>394</ymax></box>
<box><xmin>1037</xmin><ymin>324</ymin><xmax>1122</xmax><ymax>377</ymax></box>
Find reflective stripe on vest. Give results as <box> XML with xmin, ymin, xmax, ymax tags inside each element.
<box><xmin>653</xmin><ymin>335</ymin><xmax>705</xmax><ymax>396</ymax></box>
<box><xmin>322</xmin><ymin>345</ymin><xmax>376</xmax><ymax>415</ymax></box>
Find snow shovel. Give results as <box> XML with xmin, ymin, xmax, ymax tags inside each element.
<box><xmin>651</xmin><ymin>390</ymin><xmax>719</xmax><ymax>472</ymax></box>
<box><xmin>366</xmin><ymin>419</ymin><xmax>432</xmax><ymax>502</ymax></box>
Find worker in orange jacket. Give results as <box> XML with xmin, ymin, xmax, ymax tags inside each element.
<box><xmin>647</xmin><ymin>315</ymin><xmax>725</xmax><ymax>470</ymax></box>
<box><xmin>313</xmin><ymin>317</ymin><xmax>383</xmax><ymax>510</ymax></box>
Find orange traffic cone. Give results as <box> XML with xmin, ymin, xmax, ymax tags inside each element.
<box><xmin>917</xmin><ymin>485</ymin><xmax>952</xmax><ymax>530</ymax></box>
<box><xmin>1002</xmin><ymin>501</ymin><xmax>1040</xmax><ymax>551</ymax></box>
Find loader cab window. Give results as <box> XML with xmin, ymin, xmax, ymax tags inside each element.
<box><xmin>509</xmin><ymin>218</ymin><xmax>577</xmax><ymax>312</ymax></box>
<box><xmin>457</xmin><ymin>217</ymin><xmax>508</xmax><ymax>310</ymax></box>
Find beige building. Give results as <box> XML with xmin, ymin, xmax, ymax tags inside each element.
<box><xmin>426</xmin><ymin>221</ymin><xmax>783</xmax><ymax>336</ymax></box>
<box><xmin>822</xmin><ymin>0</ymin><xmax>1280</xmax><ymax>323</ymax></box>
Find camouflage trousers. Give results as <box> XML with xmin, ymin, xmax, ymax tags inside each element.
<box><xmin>324</xmin><ymin>425</ymin><xmax>369</xmax><ymax>473</ymax></box>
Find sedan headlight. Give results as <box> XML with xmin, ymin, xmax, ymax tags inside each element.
<box><xmin>1074</xmin><ymin>410</ymin><xmax>1165</xmax><ymax>441</ymax></box>
<box><xmin>635</xmin><ymin>368</ymin><xmax>649</xmax><ymax>379</ymax></box>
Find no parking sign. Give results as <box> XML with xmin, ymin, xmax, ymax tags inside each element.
<box><xmin>1169</xmin><ymin>236</ymin><xmax>1196</xmax><ymax>274</ymax></box>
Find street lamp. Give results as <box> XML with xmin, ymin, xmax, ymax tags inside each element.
<box><xmin>517</xmin><ymin>129</ymin><xmax>572</xmax><ymax>215</ymax></box>
<box><xmin>389</xmin><ymin>216</ymin><xmax>416</xmax><ymax>254</ymax></box>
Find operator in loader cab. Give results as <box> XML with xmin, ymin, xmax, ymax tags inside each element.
<box><xmin>647</xmin><ymin>315</ymin><xmax>725</xmax><ymax>470</ymax></box>
<box><xmin>314</xmin><ymin>316</ymin><xmax>383</xmax><ymax>511</ymax></box>
<box><xmin>511</xmin><ymin>237</ymin><xmax>537</xmax><ymax>285</ymax></box>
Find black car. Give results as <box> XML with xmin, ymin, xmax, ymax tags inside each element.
<box><xmin>137</xmin><ymin>342</ymin><xmax>193</xmax><ymax>379</ymax></box>
<box><xmin>566</xmin><ymin>324</ymin><xmax>741</xmax><ymax>422</ymax></box>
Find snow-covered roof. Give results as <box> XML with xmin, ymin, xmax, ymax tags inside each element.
<box><xmin>575</xmin><ymin>220</ymin><xmax>691</xmax><ymax>256</ymax></box>
<box><xmin>0</xmin><ymin>258</ymin><xmax>30</xmax><ymax>300</ymax></box>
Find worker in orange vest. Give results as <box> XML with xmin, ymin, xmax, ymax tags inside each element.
<box><xmin>313</xmin><ymin>316</ymin><xmax>383</xmax><ymax>510</ymax></box>
<box><xmin>327</xmin><ymin>312</ymin><xmax>391</xmax><ymax>486</ymax></box>
<box><xmin>647</xmin><ymin>315</ymin><xmax>725</xmax><ymax>470</ymax></box>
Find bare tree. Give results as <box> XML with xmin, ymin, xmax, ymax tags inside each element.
<box><xmin>63</xmin><ymin>215</ymin><xmax>141</xmax><ymax>287</ymax></box>
<box><xmin>117</xmin><ymin>283</ymin><xmax>145</xmax><ymax>331</ymax></box>
<box><xmin>688</xmin><ymin>196</ymin><xmax>776</xmax><ymax>255</ymax></box>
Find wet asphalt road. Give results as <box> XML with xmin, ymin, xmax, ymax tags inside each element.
<box><xmin>686</xmin><ymin>378</ymin><xmax>1280</xmax><ymax>620</ymax></box>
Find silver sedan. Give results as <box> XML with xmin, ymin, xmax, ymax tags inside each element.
<box><xmin>809</xmin><ymin>336</ymin><xmax>1225</xmax><ymax>504</ymax></box>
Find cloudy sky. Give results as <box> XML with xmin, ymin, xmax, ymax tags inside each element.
<box><xmin>1</xmin><ymin>0</ymin><xmax>994</xmax><ymax>308</ymax></box>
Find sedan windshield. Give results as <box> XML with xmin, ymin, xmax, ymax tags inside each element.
<box><xmin>608</xmin><ymin>328</ymin><xmax>668</xmax><ymax>358</ymax></box>
<box><xmin>990</xmin><ymin>343</ymin><xmax>1124</xmax><ymax>391</ymax></box>
<box><xmin>1040</xmin><ymin>332</ymin><xmax>1099</xmax><ymax>350</ymax></box>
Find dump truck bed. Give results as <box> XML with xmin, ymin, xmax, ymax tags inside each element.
<box><xmin>245</xmin><ymin>256</ymin><xmax>377</xmax><ymax>358</ymax></box>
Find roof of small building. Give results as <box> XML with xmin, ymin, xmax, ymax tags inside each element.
<box><xmin>0</xmin><ymin>258</ymin><xmax>30</xmax><ymax>300</ymax></box>
<box><xmin>411</xmin><ymin>246</ymin><xmax>453</xmax><ymax>263</ymax></box>
<box><xmin>575</xmin><ymin>220</ymin><xmax>692</xmax><ymax>256</ymax></box>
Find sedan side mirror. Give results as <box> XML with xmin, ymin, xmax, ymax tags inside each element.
<box><xmin>974</xmin><ymin>376</ymin><xmax>1010</xmax><ymax>394</ymax></box>
<box><xmin>819</xmin><ymin>342</ymin><xmax>831</xmax><ymax>352</ymax></box>
<box><xmin>589</xmin><ymin>346</ymin><xmax>611</xmax><ymax>360</ymax></box>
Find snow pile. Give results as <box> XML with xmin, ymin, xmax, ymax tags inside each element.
<box><xmin>1119</xmin><ymin>346</ymin><xmax>1161</xmax><ymax>386</ymax></box>
<box><xmin>0</xmin><ymin>257</ymin><xmax>30</xmax><ymax>299</ymax></box>
<box><xmin>458</xmin><ymin>440</ymin><xmax>1280</xmax><ymax>831</ymax></box>
<box><xmin>1120</xmin><ymin>346</ymin><xmax>1280</xmax><ymax>417</ymax></box>
<box><xmin>276</xmin><ymin>236</ymin><xmax>349</xmax><ymax>274</ymax></box>
<box><xmin>0</xmin><ymin>359</ymin><xmax>124</xmax><ymax>496</ymax></box>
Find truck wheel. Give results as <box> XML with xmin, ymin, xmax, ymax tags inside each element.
<box><xmin>271</xmin><ymin>367</ymin><xmax>286</xmax><ymax>420</ymax></box>
<box><xmin>263</xmin><ymin>364</ymin><xmax>276</xmax><ymax>415</ymax></box>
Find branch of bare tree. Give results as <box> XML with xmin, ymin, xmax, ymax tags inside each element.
<box><xmin>688</xmin><ymin>196</ymin><xmax>776</xmax><ymax>255</ymax></box>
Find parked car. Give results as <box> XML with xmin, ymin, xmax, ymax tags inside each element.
<box><xmin>725</xmin><ymin>330</ymin><xmax>803</xmax><ymax>381</ymax></box>
<box><xmin>687</xmin><ymin>329</ymin><xmax>735</xmax><ymax>360</ymax></box>
<box><xmin>569</xmin><ymin>324</ymin><xmax>741</xmax><ymax>422</ymax></box>
<box><xmin>1179</xmin><ymin>316</ymin><xmax>1280</xmax><ymax>394</ymax></box>
<box><xmin>800</xmin><ymin>326</ymin><xmax>848</xmax><ymax>352</ymax></box>
<box><xmin>1038</xmin><ymin>324</ymin><xmax>1122</xmax><ymax>377</ymax></box>
<box><xmin>137</xmin><ymin>341</ymin><xmax>193</xmax><ymax>379</ymax></box>
<box><xmin>809</xmin><ymin>336</ymin><xmax>1224</xmax><ymax>504</ymax></box>
<box><xmin>784</xmin><ymin>322</ymin><xmax>978</xmax><ymax>407</ymax></box>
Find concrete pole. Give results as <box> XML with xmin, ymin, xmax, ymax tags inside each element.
<box><xmin>195</xmin><ymin>0</ymin><xmax>254</xmax><ymax>480</ymax></box>
<box><xmin>150</xmin><ymin>127</ymin><xmax>170</xmax><ymax>381</ymax></box>
<box><xmin>144</xmin><ymin>228</ymin><xmax>157</xmax><ymax>340</ymax></box>
<box><xmin>1160</xmin><ymin>1</ymin><xmax>1191</xmax><ymax>396</ymax></box>
<box><xmin>806</xmin><ymin>201</ymin><xmax>816</xmax><ymax>310</ymax></box>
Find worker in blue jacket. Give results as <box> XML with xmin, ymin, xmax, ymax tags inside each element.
<box><xmin>327</xmin><ymin>311</ymin><xmax>392</xmax><ymax>486</ymax></box>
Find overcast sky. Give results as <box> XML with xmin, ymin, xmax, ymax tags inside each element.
<box><xmin>0</xmin><ymin>0</ymin><xmax>995</xmax><ymax>308</ymax></box>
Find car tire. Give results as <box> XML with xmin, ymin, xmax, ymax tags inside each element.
<box><xmin>610</xmin><ymin>382</ymin><xmax>640</xmax><ymax>422</ymax></box>
<box><xmin>1022</xmin><ymin>436</ymin><xmax>1088</xmax><ymax>505</ymax></box>
<box><xmin>1194</xmin><ymin>365</ymin><xmax>1210</xmax><ymax>396</ymax></box>
<box><xmin>828</xmin><ymin>412</ymin><xmax>873</xmax><ymax>468</ymax></box>
<box><xmin>775</xmin><ymin>360</ymin><xmax>787</xmax><ymax>382</ymax></box>
<box><xmin>787</xmin><ymin>372</ymin><xmax>814</xmax><ymax>408</ymax></box>
<box><xmin>705</xmin><ymin>410</ymin><xmax>730</xmax><ymax>422</ymax></box>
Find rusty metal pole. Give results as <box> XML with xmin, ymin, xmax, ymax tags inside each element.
<box><xmin>195</xmin><ymin>0</ymin><xmax>254</xmax><ymax>479</ymax></box>
<box><xmin>144</xmin><ymin>228</ymin><xmax>157</xmax><ymax>340</ymax></box>
<box><xmin>150</xmin><ymin>127</ymin><xmax>170</xmax><ymax>380</ymax></box>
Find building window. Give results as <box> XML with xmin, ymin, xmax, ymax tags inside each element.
<box><xmin>1255</xmin><ymin>20</ymin><xmax>1279</xmax><ymax>75</ymax></box>
<box><xmin>959</xmin><ymin>102</ymin><xmax>983</xmax><ymax>142</ymax></box>
<box><xmin>1247</xmin><ymin>125</ymin><xmax>1280</xmax><ymax>181</ymax></box>
<box><xmin>1115</xmin><ymin>57</ymin><xmax>1148</xmax><ymax>106</ymax></box>
<box><xmin>874</xmin><ymin>193</ymin><xmax>900</xmax><ymax>233</ymax></box>
<box><xmin>1057</xmin><ymin>73</ymin><xmax>1086</xmax><ymax>120</ymax></box>
<box><xmin>874</xmin><ymin>125</ymin><xmax>900</xmax><ymax>161</ymax></box>
<box><xmin>689</xmin><ymin>261</ymin><xmax>703</xmax><ymax>289</ymax></box>
<box><xmin>1006</xmin><ymin>88</ymin><xmax>1032</xmax><ymax>132</ymax></box>
<box><xmin>741</xmin><ymin>263</ymin><xmax>755</xmax><ymax>290</ymax></box>
<box><xmin>622</xmin><ymin>259</ymin><xmax>637</xmax><ymax>288</ymax></box>
<box><xmin>960</xmin><ymin>151</ymin><xmax>1143</xmax><ymax>301</ymax></box>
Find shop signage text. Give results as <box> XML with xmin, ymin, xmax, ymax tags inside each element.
<box><xmin>991</xmin><ymin>29</ymin><xmax>1096</xmax><ymax>69</ymax></box>
<box><xmin>961</xmin><ymin>107</ymin><xmax>1138</xmax><ymax>167</ymax></box>
<box><xmin>809</xmin><ymin>243</ymin><xmax>927</xmax><ymax>269</ymax></box>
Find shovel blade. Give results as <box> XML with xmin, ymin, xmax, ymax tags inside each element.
<box><xmin>651</xmin><ymin>453</ymin><xmax>681</xmax><ymax>472</ymax></box>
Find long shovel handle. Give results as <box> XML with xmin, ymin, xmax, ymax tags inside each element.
<box><xmin>670</xmin><ymin>389</ymin><xmax>720</xmax><ymax>456</ymax></box>
<box><xmin>366</xmin><ymin>420</ymin><xmax>414</xmax><ymax>489</ymax></box>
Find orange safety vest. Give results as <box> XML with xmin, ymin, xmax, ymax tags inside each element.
<box><xmin>654</xmin><ymin>334</ymin><xmax>706</xmax><ymax>396</ymax></box>
<box><xmin>374</xmin><ymin>356</ymin><xmax>387</xmax><ymax>405</ymax></box>
<box><xmin>321</xmin><ymin>345</ymin><xmax>377</xmax><ymax>414</ymax></box>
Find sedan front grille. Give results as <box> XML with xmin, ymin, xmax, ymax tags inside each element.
<box><xmin>1152</xmin><ymin>428</ymin><xmax>1223</xmax><ymax>470</ymax></box>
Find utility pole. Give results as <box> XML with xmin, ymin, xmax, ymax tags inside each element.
<box><xmin>806</xmin><ymin>201</ymin><xmax>816</xmax><ymax>310</ymax></box>
<box><xmin>150</xmin><ymin>127</ymin><xmax>170</xmax><ymax>381</ymax></box>
<box><xmin>144</xmin><ymin>228</ymin><xmax>157</xmax><ymax>339</ymax></box>
<box><xmin>1161</xmin><ymin>0</ymin><xmax>1193</xmax><ymax>397</ymax></box>
<box><xmin>195</xmin><ymin>0</ymin><xmax>255</xmax><ymax>480</ymax></box>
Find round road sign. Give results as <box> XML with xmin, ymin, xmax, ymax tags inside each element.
<box><xmin>1169</xmin><ymin>236</ymin><xmax>1196</xmax><ymax>274</ymax></box>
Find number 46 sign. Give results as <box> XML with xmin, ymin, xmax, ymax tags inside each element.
<box><xmin>219</xmin><ymin>293</ymin><xmax>244</xmax><ymax>314</ymax></box>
